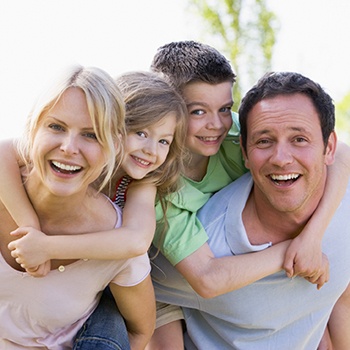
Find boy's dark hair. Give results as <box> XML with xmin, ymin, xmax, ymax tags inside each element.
<box><xmin>239</xmin><ymin>72</ymin><xmax>335</xmax><ymax>154</ymax></box>
<box><xmin>150</xmin><ymin>41</ymin><xmax>236</xmax><ymax>92</ymax></box>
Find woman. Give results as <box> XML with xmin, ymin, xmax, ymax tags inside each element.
<box><xmin>0</xmin><ymin>65</ymin><xmax>155</xmax><ymax>349</ymax></box>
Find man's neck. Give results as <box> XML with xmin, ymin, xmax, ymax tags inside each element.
<box><xmin>242</xmin><ymin>189</ymin><xmax>315</xmax><ymax>245</ymax></box>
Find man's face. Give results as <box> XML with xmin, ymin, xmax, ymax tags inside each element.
<box><xmin>182</xmin><ymin>81</ymin><xmax>234</xmax><ymax>158</ymax></box>
<box><xmin>243</xmin><ymin>93</ymin><xmax>336</xmax><ymax>216</ymax></box>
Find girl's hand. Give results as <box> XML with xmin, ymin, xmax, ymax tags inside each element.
<box><xmin>283</xmin><ymin>235</ymin><xmax>329</xmax><ymax>289</ymax></box>
<box><xmin>8</xmin><ymin>227</ymin><xmax>51</xmax><ymax>276</ymax></box>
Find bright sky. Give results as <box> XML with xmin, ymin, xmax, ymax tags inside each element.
<box><xmin>1</xmin><ymin>0</ymin><xmax>350</xmax><ymax>140</ymax></box>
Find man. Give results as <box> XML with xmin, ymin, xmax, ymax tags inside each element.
<box><xmin>151</xmin><ymin>72</ymin><xmax>350</xmax><ymax>349</ymax></box>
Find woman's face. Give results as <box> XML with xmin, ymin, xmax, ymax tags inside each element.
<box><xmin>31</xmin><ymin>87</ymin><xmax>106</xmax><ymax>197</ymax></box>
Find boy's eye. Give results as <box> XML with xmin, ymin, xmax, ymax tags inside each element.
<box><xmin>190</xmin><ymin>109</ymin><xmax>205</xmax><ymax>116</ymax></box>
<box><xmin>219</xmin><ymin>106</ymin><xmax>232</xmax><ymax>113</ymax></box>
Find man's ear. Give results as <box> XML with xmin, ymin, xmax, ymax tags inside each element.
<box><xmin>240</xmin><ymin>136</ymin><xmax>250</xmax><ymax>169</ymax></box>
<box><xmin>324</xmin><ymin>131</ymin><xmax>337</xmax><ymax>166</ymax></box>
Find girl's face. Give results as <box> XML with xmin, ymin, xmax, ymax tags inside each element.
<box><xmin>122</xmin><ymin>112</ymin><xmax>177</xmax><ymax>179</ymax></box>
<box><xmin>31</xmin><ymin>87</ymin><xmax>106</xmax><ymax>197</ymax></box>
<box><xmin>182</xmin><ymin>81</ymin><xmax>233</xmax><ymax>158</ymax></box>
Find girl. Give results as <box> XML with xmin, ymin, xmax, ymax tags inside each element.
<box><xmin>3</xmin><ymin>71</ymin><xmax>188</xmax><ymax>276</ymax></box>
<box><xmin>0</xmin><ymin>65</ymin><xmax>155</xmax><ymax>349</ymax></box>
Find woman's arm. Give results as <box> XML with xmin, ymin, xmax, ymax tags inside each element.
<box><xmin>110</xmin><ymin>275</ymin><xmax>156</xmax><ymax>350</ymax></box>
<box><xmin>0</xmin><ymin>139</ymin><xmax>40</xmax><ymax>229</ymax></box>
<box><xmin>8</xmin><ymin>182</ymin><xmax>157</xmax><ymax>269</ymax></box>
<box><xmin>283</xmin><ymin>141</ymin><xmax>350</xmax><ymax>286</ymax></box>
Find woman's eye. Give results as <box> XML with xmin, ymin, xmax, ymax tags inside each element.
<box><xmin>84</xmin><ymin>132</ymin><xmax>97</xmax><ymax>140</ymax></box>
<box><xmin>49</xmin><ymin>123</ymin><xmax>64</xmax><ymax>131</ymax></box>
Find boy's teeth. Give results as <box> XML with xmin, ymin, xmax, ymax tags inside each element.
<box><xmin>271</xmin><ymin>174</ymin><xmax>299</xmax><ymax>180</ymax></box>
<box><xmin>52</xmin><ymin>161</ymin><xmax>81</xmax><ymax>171</ymax></box>
<box><xmin>200</xmin><ymin>136</ymin><xmax>218</xmax><ymax>141</ymax></box>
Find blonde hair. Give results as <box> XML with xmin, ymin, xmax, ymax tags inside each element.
<box><xmin>116</xmin><ymin>71</ymin><xmax>188</xmax><ymax>197</ymax></box>
<box><xmin>17</xmin><ymin>65</ymin><xmax>126</xmax><ymax>191</ymax></box>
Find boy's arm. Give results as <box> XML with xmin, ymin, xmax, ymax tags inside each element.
<box><xmin>176</xmin><ymin>239</ymin><xmax>291</xmax><ymax>299</ymax></box>
<box><xmin>8</xmin><ymin>182</ymin><xmax>157</xmax><ymax>267</ymax></box>
<box><xmin>283</xmin><ymin>141</ymin><xmax>350</xmax><ymax>285</ymax></box>
<box><xmin>110</xmin><ymin>275</ymin><xmax>156</xmax><ymax>350</ymax></box>
<box><xmin>0</xmin><ymin>139</ymin><xmax>40</xmax><ymax>229</ymax></box>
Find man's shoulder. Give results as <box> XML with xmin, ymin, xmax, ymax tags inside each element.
<box><xmin>198</xmin><ymin>173</ymin><xmax>252</xmax><ymax>222</ymax></box>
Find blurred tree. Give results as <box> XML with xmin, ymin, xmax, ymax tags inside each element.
<box><xmin>189</xmin><ymin>0</ymin><xmax>279</xmax><ymax>109</ymax></box>
<box><xmin>335</xmin><ymin>93</ymin><xmax>350</xmax><ymax>144</ymax></box>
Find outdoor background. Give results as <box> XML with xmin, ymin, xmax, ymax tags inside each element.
<box><xmin>1</xmin><ymin>0</ymin><xmax>349</xmax><ymax>141</ymax></box>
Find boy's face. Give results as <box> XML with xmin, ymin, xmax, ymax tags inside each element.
<box><xmin>182</xmin><ymin>81</ymin><xmax>233</xmax><ymax>158</ymax></box>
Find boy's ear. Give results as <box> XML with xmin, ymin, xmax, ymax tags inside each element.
<box><xmin>240</xmin><ymin>136</ymin><xmax>250</xmax><ymax>169</ymax></box>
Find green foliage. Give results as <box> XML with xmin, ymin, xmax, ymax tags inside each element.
<box><xmin>335</xmin><ymin>93</ymin><xmax>350</xmax><ymax>144</ymax></box>
<box><xmin>190</xmin><ymin>0</ymin><xmax>278</xmax><ymax>110</ymax></box>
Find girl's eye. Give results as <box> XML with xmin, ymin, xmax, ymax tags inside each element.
<box><xmin>159</xmin><ymin>139</ymin><xmax>171</xmax><ymax>146</ymax></box>
<box><xmin>48</xmin><ymin>123</ymin><xmax>64</xmax><ymax>131</ymax></box>
<box><xmin>136</xmin><ymin>131</ymin><xmax>147</xmax><ymax>138</ymax></box>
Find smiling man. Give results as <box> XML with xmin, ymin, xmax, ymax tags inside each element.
<box><xmin>151</xmin><ymin>72</ymin><xmax>350</xmax><ymax>349</ymax></box>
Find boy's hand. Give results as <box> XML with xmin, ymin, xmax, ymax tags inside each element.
<box><xmin>8</xmin><ymin>227</ymin><xmax>51</xmax><ymax>276</ymax></box>
<box><xmin>283</xmin><ymin>235</ymin><xmax>329</xmax><ymax>289</ymax></box>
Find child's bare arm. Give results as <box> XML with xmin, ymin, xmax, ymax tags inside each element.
<box><xmin>284</xmin><ymin>141</ymin><xmax>350</xmax><ymax>287</ymax></box>
<box><xmin>8</xmin><ymin>182</ymin><xmax>157</xmax><ymax>266</ymax></box>
<box><xmin>0</xmin><ymin>139</ymin><xmax>40</xmax><ymax>229</ymax></box>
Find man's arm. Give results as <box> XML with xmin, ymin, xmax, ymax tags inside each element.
<box><xmin>327</xmin><ymin>283</ymin><xmax>350</xmax><ymax>349</ymax></box>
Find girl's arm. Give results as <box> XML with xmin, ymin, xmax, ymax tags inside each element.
<box><xmin>110</xmin><ymin>275</ymin><xmax>156</xmax><ymax>350</ymax></box>
<box><xmin>8</xmin><ymin>182</ymin><xmax>157</xmax><ymax>268</ymax></box>
<box><xmin>0</xmin><ymin>139</ymin><xmax>40</xmax><ymax>229</ymax></box>
<box><xmin>283</xmin><ymin>141</ymin><xmax>350</xmax><ymax>286</ymax></box>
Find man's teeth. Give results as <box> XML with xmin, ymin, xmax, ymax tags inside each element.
<box><xmin>52</xmin><ymin>161</ymin><xmax>81</xmax><ymax>172</ymax></box>
<box><xmin>271</xmin><ymin>174</ymin><xmax>299</xmax><ymax>181</ymax></box>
